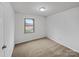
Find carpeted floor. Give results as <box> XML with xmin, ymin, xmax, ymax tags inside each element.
<box><xmin>12</xmin><ymin>38</ymin><xmax>79</xmax><ymax>57</ymax></box>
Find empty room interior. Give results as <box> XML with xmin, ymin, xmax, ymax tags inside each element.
<box><xmin>1</xmin><ymin>2</ymin><xmax>79</xmax><ymax>57</ymax></box>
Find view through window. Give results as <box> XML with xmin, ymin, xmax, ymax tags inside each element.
<box><xmin>24</xmin><ymin>18</ymin><xmax>34</xmax><ymax>33</ymax></box>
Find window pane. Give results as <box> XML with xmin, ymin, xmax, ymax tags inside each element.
<box><xmin>24</xmin><ymin>18</ymin><xmax>34</xmax><ymax>33</ymax></box>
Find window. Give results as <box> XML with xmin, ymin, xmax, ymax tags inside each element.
<box><xmin>24</xmin><ymin>18</ymin><xmax>34</xmax><ymax>33</ymax></box>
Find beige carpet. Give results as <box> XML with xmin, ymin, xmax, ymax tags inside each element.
<box><xmin>12</xmin><ymin>38</ymin><xmax>79</xmax><ymax>57</ymax></box>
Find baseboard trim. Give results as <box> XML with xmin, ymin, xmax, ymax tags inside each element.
<box><xmin>14</xmin><ymin>36</ymin><xmax>79</xmax><ymax>54</ymax></box>
<box><xmin>15</xmin><ymin>37</ymin><xmax>47</xmax><ymax>46</ymax></box>
<box><xmin>47</xmin><ymin>37</ymin><xmax>79</xmax><ymax>54</ymax></box>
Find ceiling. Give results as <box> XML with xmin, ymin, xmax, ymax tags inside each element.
<box><xmin>11</xmin><ymin>2</ymin><xmax>79</xmax><ymax>17</ymax></box>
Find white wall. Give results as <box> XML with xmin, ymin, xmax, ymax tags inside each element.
<box><xmin>0</xmin><ymin>3</ymin><xmax>15</xmax><ymax>57</ymax></box>
<box><xmin>0</xmin><ymin>16</ymin><xmax>4</xmax><ymax>56</ymax></box>
<box><xmin>15</xmin><ymin>13</ymin><xmax>45</xmax><ymax>44</ymax></box>
<box><xmin>46</xmin><ymin>7</ymin><xmax>79</xmax><ymax>52</ymax></box>
<box><xmin>0</xmin><ymin>3</ymin><xmax>4</xmax><ymax>56</ymax></box>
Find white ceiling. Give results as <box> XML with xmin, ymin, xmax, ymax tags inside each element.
<box><xmin>11</xmin><ymin>2</ymin><xmax>79</xmax><ymax>16</ymax></box>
